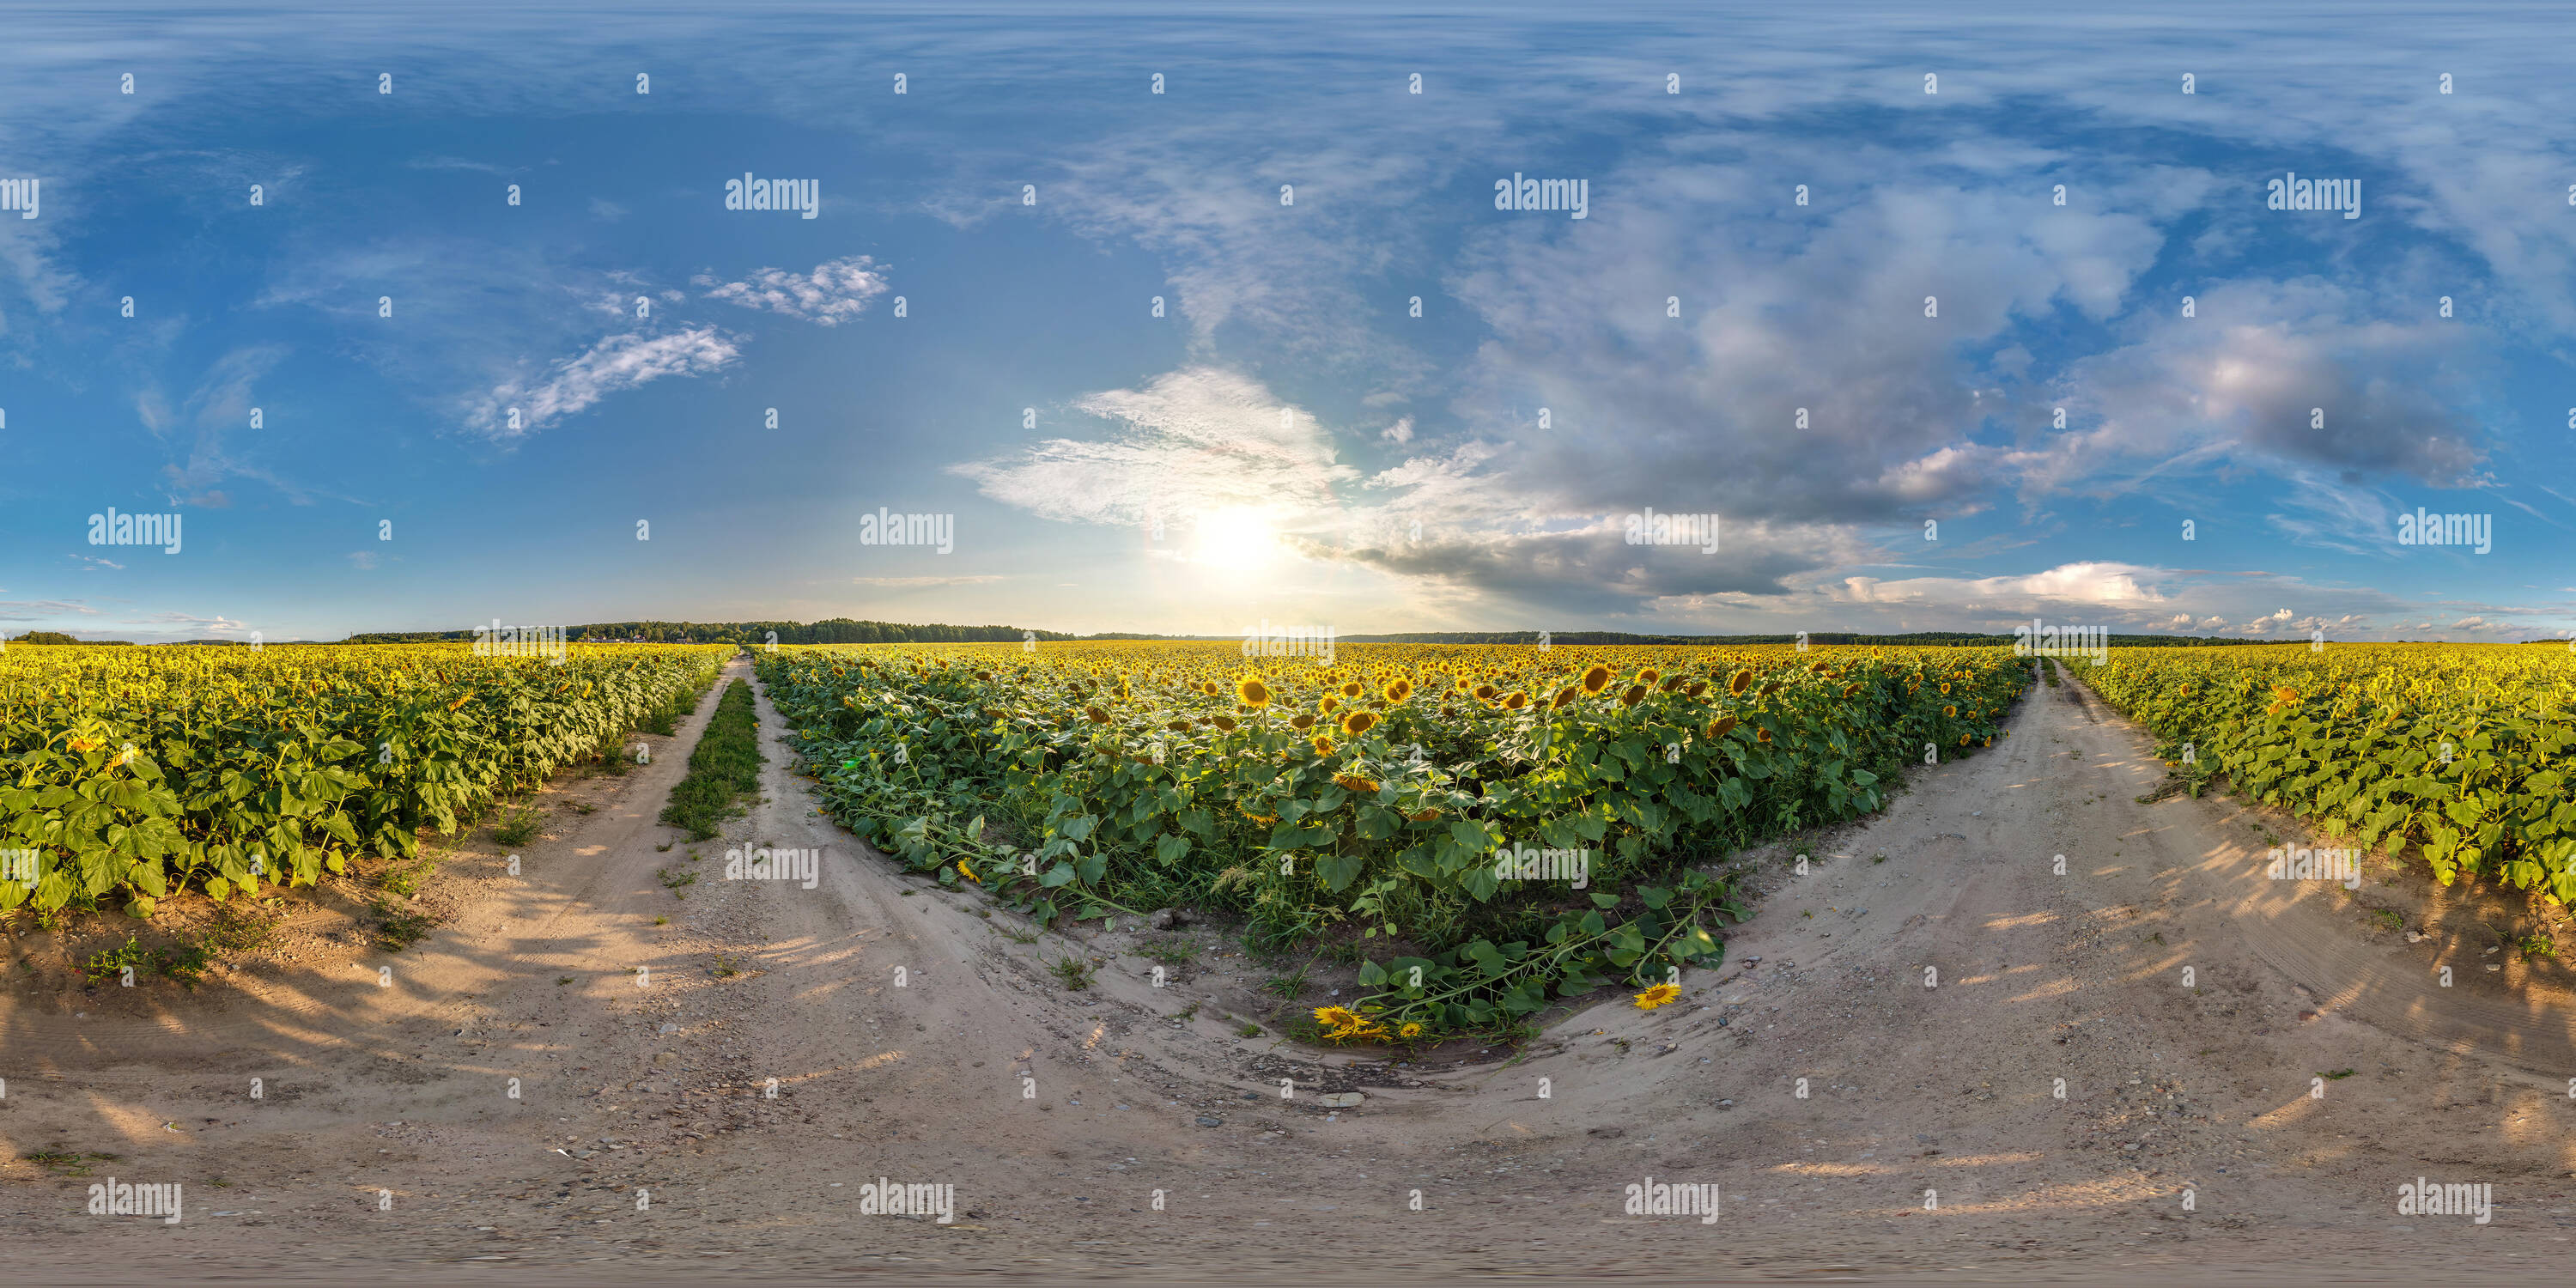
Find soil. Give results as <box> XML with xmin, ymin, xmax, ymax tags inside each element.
<box><xmin>4</xmin><ymin>655</ymin><xmax>2573</xmax><ymax>1285</ymax></box>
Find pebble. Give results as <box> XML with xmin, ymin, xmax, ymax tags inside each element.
<box><xmin>1196</xmin><ymin>1116</ymin><xmax>1223</xmax><ymax>1127</ymax></box>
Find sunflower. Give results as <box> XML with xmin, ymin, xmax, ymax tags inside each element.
<box><xmin>1959</xmin><ymin>733</ymin><xmax>1971</xmax><ymax>745</ymax></box>
<box><xmin>1550</xmin><ymin>685</ymin><xmax>1580</xmax><ymax>710</ymax></box>
<box><xmin>1311</xmin><ymin>735</ymin><xmax>1336</xmax><ymax>756</ymax></box>
<box><xmin>1314</xmin><ymin>1005</ymin><xmax>1362</xmax><ymax>1030</ymax></box>
<box><xmin>957</xmin><ymin>858</ymin><xmax>981</xmax><ymax>884</ymax></box>
<box><xmin>1705</xmin><ymin>715</ymin><xmax>1738</xmax><ymax>740</ymax></box>
<box><xmin>1082</xmin><ymin>704</ymin><xmax>1109</xmax><ymax>724</ymax></box>
<box><xmin>1405</xmin><ymin>807</ymin><xmax>1443</xmax><ymax>823</ymax></box>
<box><xmin>1502</xmin><ymin>690</ymin><xmax>1529</xmax><ymax>711</ymax></box>
<box><xmin>1728</xmin><ymin>668</ymin><xmax>1753</xmax><ymax>695</ymax></box>
<box><xmin>1940</xmin><ymin>683</ymin><xmax>1951</xmax><ymax>695</ymax></box>
<box><xmin>1289</xmin><ymin>713</ymin><xmax>1316</xmax><ymax>731</ymax></box>
<box><xmin>1240</xmin><ymin>805</ymin><xmax>1279</xmax><ymax>824</ymax></box>
<box><xmin>1238</xmin><ymin>676</ymin><xmax>1273</xmax><ymax>708</ymax></box>
<box><xmin>1341</xmin><ymin>681</ymin><xmax>1363</xmax><ymax>699</ymax></box>
<box><xmin>69</xmin><ymin>737</ymin><xmax>101</xmax><ymax>752</ymax></box>
<box><xmin>1632</xmin><ymin>982</ymin><xmax>1682</xmax><ymax>1009</ymax></box>
<box><xmin>1759</xmin><ymin>680</ymin><xmax>1783</xmax><ymax>697</ymax></box>
<box><xmin>1943</xmin><ymin>705</ymin><xmax>1957</xmax><ymax>717</ymax></box>
<box><xmin>1341</xmin><ymin>709</ymin><xmax>1379</xmax><ymax>736</ymax></box>
<box><xmin>1385</xmin><ymin>678</ymin><xmax>1413</xmax><ymax>702</ymax></box>
<box><xmin>1686</xmin><ymin>679</ymin><xmax>1708</xmax><ymax>696</ymax></box>
<box><xmin>1637</xmin><ymin>667</ymin><xmax>1661</xmax><ymax>684</ymax></box>
<box><xmin>1757</xmin><ymin>727</ymin><xmax>1772</xmax><ymax>743</ymax></box>
<box><xmin>1581</xmin><ymin>664</ymin><xmax>1614</xmax><ymax>694</ymax></box>
<box><xmin>1473</xmin><ymin>683</ymin><xmax>1498</xmax><ymax>702</ymax></box>
<box><xmin>1334</xmin><ymin>773</ymin><xmax>1382</xmax><ymax>793</ymax></box>
<box><xmin>1841</xmin><ymin>682</ymin><xmax>1860</xmax><ymax>697</ymax></box>
<box><xmin>1397</xmin><ymin>1022</ymin><xmax>1425</xmax><ymax>1039</ymax></box>
<box><xmin>1320</xmin><ymin>696</ymin><xmax>1340</xmax><ymax>714</ymax></box>
<box><xmin>1619</xmin><ymin>684</ymin><xmax>1647</xmax><ymax>707</ymax></box>
<box><xmin>1211</xmin><ymin>714</ymin><xmax>1239</xmax><ymax>732</ymax></box>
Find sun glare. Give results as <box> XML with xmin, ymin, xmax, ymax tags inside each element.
<box><xmin>1191</xmin><ymin>507</ymin><xmax>1280</xmax><ymax>570</ymax></box>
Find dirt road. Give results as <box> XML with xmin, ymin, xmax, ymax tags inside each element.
<box><xmin>6</xmin><ymin>655</ymin><xmax>2573</xmax><ymax>1283</ymax></box>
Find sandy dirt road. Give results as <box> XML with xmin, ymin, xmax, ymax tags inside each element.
<box><xmin>5</xmin><ymin>654</ymin><xmax>2574</xmax><ymax>1284</ymax></box>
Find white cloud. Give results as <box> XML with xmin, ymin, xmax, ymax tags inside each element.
<box><xmin>471</xmin><ymin>327</ymin><xmax>741</xmax><ymax>438</ymax></box>
<box><xmin>699</xmin><ymin>256</ymin><xmax>890</xmax><ymax>325</ymax></box>
<box><xmin>952</xmin><ymin>366</ymin><xmax>1358</xmax><ymax>532</ymax></box>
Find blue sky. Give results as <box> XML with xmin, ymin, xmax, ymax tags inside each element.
<box><xmin>3</xmin><ymin>2</ymin><xmax>2573</xmax><ymax>643</ymax></box>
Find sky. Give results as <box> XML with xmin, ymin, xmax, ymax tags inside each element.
<box><xmin>3</xmin><ymin>1</ymin><xmax>2573</xmax><ymax>644</ymax></box>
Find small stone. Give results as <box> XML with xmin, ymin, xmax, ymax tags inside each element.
<box><xmin>1196</xmin><ymin>1115</ymin><xmax>1223</xmax><ymax>1127</ymax></box>
<box><xmin>2298</xmin><ymin>1010</ymin><xmax>2318</xmax><ymax>1023</ymax></box>
<box><xmin>1147</xmin><ymin>908</ymin><xmax>1176</xmax><ymax>932</ymax></box>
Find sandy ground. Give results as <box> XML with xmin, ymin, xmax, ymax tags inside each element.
<box><xmin>5</xmin><ymin>654</ymin><xmax>2575</xmax><ymax>1285</ymax></box>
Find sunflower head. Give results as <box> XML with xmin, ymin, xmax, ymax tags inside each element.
<box><xmin>1728</xmin><ymin>668</ymin><xmax>1753</xmax><ymax>695</ymax></box>
<box><xmin>1386</xmin><ymin>678</ymin><xmax>1413</xmax><ymax>703</ymax></box>
<box><xmin>1084</xmin><ymin>704</ymin><xmax>1109</xmax><ymax>724</ymax></box>
<box><xmin>1334</xmin><ymin>773</ymin><xmax>1382</xmax><ymax>794</ymax></box>
<box><xmin>1341</xmin><ymin>709</ymin><xmax>1380</xmax><ymax>736</ymax></box>
<box><xmin>1757</xmin><ymin>727</ymin><xmax>1772</xmax><ymax>743</ymax></box>
<box><xmin>1686</xmin><ymin>679</ymin><xmax>1708</xmax><ymax>697</ymax></box>
<box><xmin>1341</xmin><ymin>681</ymin><xmax>1363</xmax><ymax>699</ymax></box>
<box><xmin>1320</xmin><ymin>695</ymin><xmax>1340</xmax><ymax>714</ymax></box>
<box><xmin>1940</xmin><ymin>683</ymin><xmax>1951</xmax><ymax>695</ymax></box>
<box><xmin>1581</xmin><ymin>664</ymin><xmax>1613</xmax><ymax>694</ymax></box>
<box><xmin>1311</xmin><ymin>734</ymin><xmax>1336</xmax><ymax>756</ymax></box>
<box><xmin>1237</xmin><ymin>676</ymin><xmax>1272</xmax><ymax>708</ymax></box>
<box><xmin>1550</xmin><ymin>685</ymin><xmax>1579</xmax><ymax>710</ymax></box>
<box><xmin>1473</xmin><ymin>683</ymin><xmax>1498</xmax><ymax>702</ymax></box>
<box><xmin>1841</xmin><ymin>682</ymin><xmax>1860</xmax><ymax>697</ymax></box>
<box><xmin>1705</xmin><ymin>714</ymin><xmax>1739</xmax><ymax>740</ymax></box>
<box><xmin>1619</xmin><ymin>684</ymin><xmax>1646</xmax><ymax>708</ymax></box>
<box><xmin>1944</xmin><ymin>704</ymin><xmax>1958</xmax><ymax>717</ymax></box>
<box><xmin>1501</xmin><ymin>690</ymin><xmax>1529</xmax><ymax>711</ymax></box>
<box><xmin>1314</xmin><ymin>1005</ymin><xmax>1361</xmax><ymax>1029</ymax></box>
<box><xmin>1637</xmin><ymin>667</ymin><xmax>1661</xmax><ymax>685</ymax></box>
<box><xmin>1632</xmin><ymin>982</ymin><xmax>1682</xmax><ymax>1010</ymax></box>
<box><xmin>1211</xmin><ymin>715</ymin><xmax>1239</xmax><ymax>732</ymax></box>
<box><xmin>1289</xmin><ymin>713</ymin><xmax>1316</xmax><ymax>731</ymax></box>
<box><xmin>1397</xmin><ymin>1022</ymin><xmax>1425</xmax><ymax>1039</ymax></box>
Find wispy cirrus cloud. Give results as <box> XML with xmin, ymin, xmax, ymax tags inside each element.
<box><xmin>951</xmin><ymin>366</ymin><xmax>1358</xmax><ymax>533</ymax></box>
<box><xmin>469</xmin><ymin>326</ymin><xmax>741</xmax><ymax>439</ymax></box>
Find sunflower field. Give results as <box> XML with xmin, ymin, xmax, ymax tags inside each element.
<box><xmin>2078</xmin><ymin>643</ymin><xmax>2576</xmax><ymax>902</ymax></box>
<box><xmin>0</xmin><ymin>642</ymin><xmax>731</xmax><ymax>917</ymax></box>
<box><xmin>757</xmin><ymin>641</ymin><xmax>2029</xmax><ymax>1037</ymax></box>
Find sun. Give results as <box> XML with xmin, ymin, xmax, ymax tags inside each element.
<box><xmin>1191</xmin><ymin>507</ymin><xmax>1280</xmax><ymax>570</ymax></box>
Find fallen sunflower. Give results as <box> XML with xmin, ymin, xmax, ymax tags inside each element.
<box><xmin>1632</xmin><ymin>982</ymin><xmax>1682</xmax><ymax>1009</ymax></box>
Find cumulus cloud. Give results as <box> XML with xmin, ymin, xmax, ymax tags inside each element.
<box><xmin>699</xmin><ymin>256</ymin><xmax>890</xmax><ymax>325</ymax></box>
